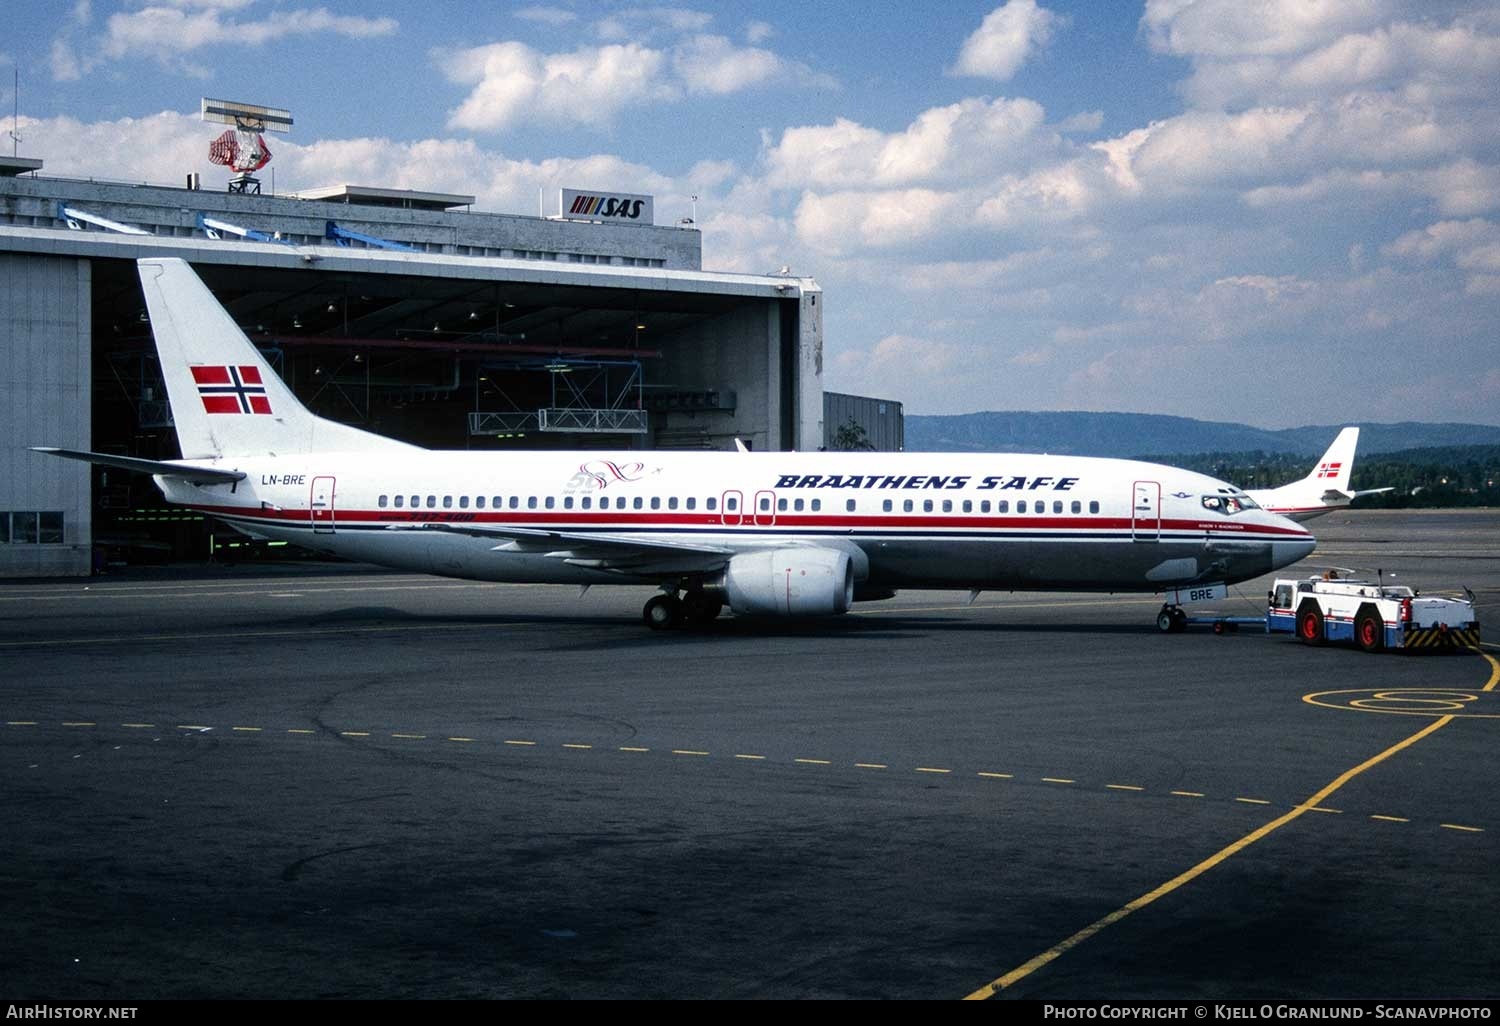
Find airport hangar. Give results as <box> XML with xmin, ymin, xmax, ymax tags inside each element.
<box><xmin>0</xmin><ymin>156</ymin><xmax>884</xmax><ymax>578</ymax></box>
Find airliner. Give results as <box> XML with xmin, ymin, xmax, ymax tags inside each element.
<box><xmin>36</xmin><ymin>258</ymin><xmax>1316</xmax><ymax>629</ymax></box>
<box><xmin>1246</xmin><ymin>426</ymin><xmax>1393</xmax><ymax>521</ymax></box>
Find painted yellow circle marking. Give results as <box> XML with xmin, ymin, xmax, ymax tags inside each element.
<box><xmin>1303</xmin><ymin>689</ymin><xmax>1500</xmax><ymax>719</ymax></box>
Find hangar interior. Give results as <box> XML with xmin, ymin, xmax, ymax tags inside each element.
<box><xmin>0</xmin><ymin>167</ymin><xmax>825</xmax><ymax>575</ymax></box>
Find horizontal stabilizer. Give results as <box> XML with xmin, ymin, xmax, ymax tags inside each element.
<box><xmin>31</xmin><ymin>447</ymin><xmax>245</xmax><ymax>484</ymax></box>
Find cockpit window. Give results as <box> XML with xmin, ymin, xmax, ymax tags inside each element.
<box><xmin>1203</xmin><ymin>494</ymin><xmax>1259</xmax><ymax>515</ymax></box>
<box><xmin>1201</xmin><ymin>496</ymin><xmax>1224</xmax><ymax>512</ymax></box>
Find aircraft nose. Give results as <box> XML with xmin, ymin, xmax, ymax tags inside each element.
<box><xmin>1272</xmin><ymin>518</ymin><xmax>1316</xmax><ymax>568</ymax></box>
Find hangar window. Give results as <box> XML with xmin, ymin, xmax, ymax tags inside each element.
<box><xmin>545</xmin><ymin>497</ymin><xmax>555</xmax><ymax>510</ymax></box>
<box><xmin>10</xmin><ymin>512</ymin><xmax>37</xmax><ymax>543</ymax></box>
<box><xmin>882</xmin><ymin>499</ymin><xmax>893</xmax><ymax>512</ymax></box>
<box><xmin>378</xmin><ymin>495</ymin><xmax>388</xmax><ymax>508</ymax></box>
<box><xmin>1089</xmin><ymin>501</ymin><xmax>1100</xmax><ymax>514</ymax></box>
<box><xmin>459</xmin><ymin>496</ymin><xmax>470</xmax><ymax>509</ymax></box>
<box><xmin>527</xmin><ymin>496</ymin><xmax>537</xmax><ymax>509</ymax></box>
<box><xmin>442</xmin><ymin>496</ymin><xmax>453</xmax><ymax>509</ymax></box>
<box><xmin>563</xmin><ymin>497</ymin><xmax>574</xmax><ymax>510</ymax></box>
<box><xmin>427</xmin><ymin>495</ymin><xmax>437</xmax><ymax>509</ymax></box>
<box><xmin>686</xmin><ymin>497</ymin><xmax>696</xmax><ymax>510</ymax></box>
<box><xmin>1071</xmin><ymin>500</ymin><xmax>1081</xmax><ymax>514</ymax></box>
<box><xmin>393</xmin><ymin>495</ymin><xmax>404</xmax><ymax>508</ymax></box>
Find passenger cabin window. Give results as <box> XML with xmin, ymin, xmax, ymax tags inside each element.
<box><xmin>394</xmin><ymin>495</ymin><xmax>404</xmax><ymax>508</ymax></box>
<box><xmin>426</xmin><ymin>495</ymin><xmax>437</xmax><ymax>509</ymax></box>
<box><xmin>476</xmin><ymin>497</ymin><xmax>486</xmax><ymax>509</ymax></box>
<box><xmin>980</xmin><ymin>500</ymin><xmax>991</xmax><ymax>513</ymax></box>
<box><xmin>492</xmin><ymin>496</ymin><xmax>502</xmax><ymax>508</ymax></box>
<box><xmin>563</xmin><ymin>497</ymin><xmax>574</xmax><ymax>509</ymax></box>
<box><xmin>686</xmin><ymin>497</ymin><xmax>696</xmax><ymax>511</ymax></box>
<box><xmin>378</xmin><ymin>495</ymin><xmax>388</xmax><ymax>508</ymax></box>
<box><xmin>903</xmin><ymin>499</ymin><xmax>913</xmax><ymax>513</ymax></box>
<box><xmin>962</xmin><ymin>500</ymin><xmax>972</xmax><ymax>513</ymax></box>
<box><xmin>1018</xmin><ymin>500</ymin><xmax>1027</xmax><ymax>513</ymax></box>
<box><xmin>443</xmin><ymin>495</ymin><xmax>453</xmax><ymax>509</ymax></box>
<box><xmin>545</xmin><ymin>497</ymin><xmax>555</xmax><ymax>509</ymax></box>
<box><xmin>790</xmin><ymin>499</ymin><xmax>801</xmax><ymax>512</ymax></box>
<box><xmin>633</xmin><ymin>497</ymin><xmax>643</xmax><ymax>510</ymax></box>
<box><xmin>1052</xmin><ymin>500</ymin><xmax>1062</xmax><ymax>514</ymax></box>
<box><xmin>759</xmin><ymin>497</ymin><xmax>770</xmax><ymax>512</ymax></box>
<box><xmin>459</xmin><ymin>496</ymin><xmax>469</xmax><ymax>509</ymax></box>
<box><xmin>882</xmin><ymin>499</ymin><xmax>893</xmax><ymax>512</ymax></box>
<box><xmin>721</xmin><ymin>497</ymin><xmax>731</xmax><ymax>511</ymax></box>
<box><xmin>811</xmin><ymin>499</ymin><xmax>821</xmax><ymax>512</ymax></box>
<box><xmin>1071</xmin><ymin>500</ymin><xmax>1081</xmax><ymax>514</ymax></box>
<box><xmin>651</xmin><ymin>497</ymin><xmax>661</xmax><ymax>510</ymax></box>
<box><xmin>668</xmin><ymin>497</ymin><xmax>678</xmax><ymax>510</ymax></box>
<box><xmin>942</xmin><ymin>500</ymin><xmax>952</xmax><ymax>513</ymax></box>
<box><xmin>527</xmin><ymin>496</ymin><xmax>537</xmax><ymax>509</ymax></box>
<box><xmin>582</xmin><ymin>497</ymin><xmax>592</xmax><ymax>510</ymax></box>
<box><xmin>410</xmin><ymin>495</ymin><xmax>419</xmax><ymax>508</ymax></box>
<box><xmin>997</xmin><ymin>500</ymin><xmax>1008</xmax><ymax>513</ymax></box>
<box><xmin>1089</xmin><ymin>501</ymin><xmax>1099</xmax><ymax>514</ymax></box>
<box><xmin>509</xmin><ymin>497</ymin><xmax>520</xmax><ymax>509</ymax></box>
<box><xmin>846</xmin><ymin>499</ymin><xmax>856</xmax><ymax>513</ymax></box>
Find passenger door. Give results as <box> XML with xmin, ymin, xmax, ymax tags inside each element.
<box><xmin>1131</xmin><ymin>480</ymin><xmax>1160</xmax><ymax>541</ymax></box>
<box><xmin>310</xmin><ymin>476</ymin><xmax>337</xmax><ymax>534</ymax></box>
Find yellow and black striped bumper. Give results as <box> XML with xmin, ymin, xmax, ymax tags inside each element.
<box><xmin>1402</xmin><ymin>625</ymin><xmax>1481</xmax><ymax>649</ymax></box>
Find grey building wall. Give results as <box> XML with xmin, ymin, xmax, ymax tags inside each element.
<box><xmin>823</xmin><ymin>391</ymin><xmax>904</xmax><ymax>452</ymax></box>
<box><xmin>655</xmin><ymin>303</ymin><xmax>777</xmax><ymax>451</ymax></box>
<box><xmin>0</xmin><ymin>175</ymin><xmax>701</xmax><ymax>270</ymax></box>
<box><xmin>1</xmin><ymin>253</ymin><xmax>91</xmax><ymax>576</ymax></box>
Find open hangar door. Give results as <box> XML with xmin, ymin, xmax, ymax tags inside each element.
<box><xmin>83</xmin><ymin>257</ymin><xmax>811</xmax><ymax>562</ymax></box>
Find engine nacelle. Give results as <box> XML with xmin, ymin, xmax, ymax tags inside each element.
<box><xmin>722</xmin><ymin>548</ymin><xmax>854</xmax><ymax>617</ymax></box>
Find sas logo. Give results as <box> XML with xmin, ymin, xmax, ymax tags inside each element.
<box><xmin>1316</xmin><ymin>461</ymin><xmax>1343</xmax><ymax>479</ymax></box>
<box><xmin>191</xmin><ymin>365</ymin><xmax>272</xmax><ymax>415</ymax></box>
<box><xmin>568</xmin><ymin>194</ymin><xmax>646</xmax><ymax>220</ymax></box>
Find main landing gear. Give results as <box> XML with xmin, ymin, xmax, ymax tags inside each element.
<box><xmin>642</xmin><ymin>588</ymin><xmax>724</xmax><ymax>631</ymax></box>
<box><xmin>1156</xmin><ymin>604</ymin><xmax>1188</xmax><ymax>633</ymax></box>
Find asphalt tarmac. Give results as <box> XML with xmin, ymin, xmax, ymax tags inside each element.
<box><xmin>1</xmin><ymin>509</ymin><xmax>1496</xmax><ymax>1000</ymax></box>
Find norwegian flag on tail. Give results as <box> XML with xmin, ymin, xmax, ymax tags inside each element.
<box><xmin>191</xmin><ymin>365</ymin><xmax>272</xmax><ymax>415</ymax></box>
<box><xmin>1315</xmin><ymin>461</ymin><xmax>1342</xmax><ymax>479</ymax></box>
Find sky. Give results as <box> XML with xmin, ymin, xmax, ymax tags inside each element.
<box><xmin>3</xmin><ymin>0</ymin><xmax>1499</xmax><ymax>428</ymax></box>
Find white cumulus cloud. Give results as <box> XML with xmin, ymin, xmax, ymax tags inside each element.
<box><xmin>953</xmin><ymin>0</ymin><xmax>1065</xmax><ymax>81</ymax></box>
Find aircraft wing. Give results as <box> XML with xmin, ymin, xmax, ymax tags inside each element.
<box><xmin>388</xmin><ymin>523</ymin><xmax>735</xmax><ymax>575</ymax></box>
<box><xmin>32</xmin><ymin>447</ymin><xmax>246</xmax><ymax>484</ymax></box>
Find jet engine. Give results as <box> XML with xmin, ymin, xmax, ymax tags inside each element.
<box><xmin>721</xmin><ymin>548</ymin><xmax>854</xmax><ymax>617</ymax></box>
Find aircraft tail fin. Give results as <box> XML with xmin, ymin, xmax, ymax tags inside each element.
<box><xmin>1248</xmin><ymin>427</ymin><xmax>1360</xmax><ymax>520</ymax></box>
<box><xmin>138</xmin><ymin>258</ymin><xmax>418</xmax><ymax>460</ymax></box>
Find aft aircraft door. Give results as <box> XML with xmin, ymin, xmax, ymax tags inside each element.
<box><xmin>1131</xmin><ymin>480</ymin><xmax>1160</xmax><ymax>541</ymax></box>
<box><xmin>310</xmin><ymin>476</ymin><xmax>337</xmax><ymax>534</ymax></box>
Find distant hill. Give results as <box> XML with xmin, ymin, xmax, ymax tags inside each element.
<box><xmin>903</xmin><ymin>412</ymin><xmax>1500</xmax><ymax>457</ymax></box>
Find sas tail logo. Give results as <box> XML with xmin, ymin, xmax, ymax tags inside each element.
<box><xmin>1315</xmin><ymin>461</ymin><xmax>1343</xmax><ymax>479</ymax></box>
<box><xmin>191</xmin><ymin>365</ymin><xmax>272</xmax><ymax>415</ymax></box>
<box><xmin>568</xmin><ymin>194</ymin><xmax>646</xmax><ymax>220</ymax></box>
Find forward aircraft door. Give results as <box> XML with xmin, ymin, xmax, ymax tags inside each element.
<box><xmin>720</xmin><ymin>490</ymin><xmax>743</xmax><ymax>526</ymax></box>
<box><xmin>311</xmin><ymin>476</ymin><xmax>336</xmax><ymax>534</ymax></box>
<box><xmin>753</xmin><ymin>490</ymin><xmax>777</xmax><ymax>527</ymax></box>
<box><xmin>1131</xmin><ymin>480</ymin><xmax>1160</xmax><ymax>541</ymax></box>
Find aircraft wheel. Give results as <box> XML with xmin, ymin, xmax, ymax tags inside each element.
<box><xmin>643</xmin><ymin>594</ymin><xmax>682</xmax><ymax>631</ymax></box>
<box><xmin>1157</xmin><ymin>608</ymin><xmax>1176</xmax><ymax>634</ymax></box>
<box><xmin>1171</xmin><ymin>608</ymin><xmax>1188</xmax><ymax>633</ymax></box>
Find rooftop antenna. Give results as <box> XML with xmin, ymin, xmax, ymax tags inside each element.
<box><xmin>9</xmin><ymin>68</ymin><xmax>19</xmax><ymax>158</ymax></box>
<box><xmin>201</xmin><ymin>97</ymin><xmax>293</xmax><ymax>195</ymax></box>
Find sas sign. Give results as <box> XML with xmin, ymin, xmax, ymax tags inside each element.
<box><xmin>560</xmin><ymin>188</ymin><xmax>654</xmax><ymax>225</ymax></box>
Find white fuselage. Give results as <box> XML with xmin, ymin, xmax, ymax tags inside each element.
<box><xmin>158</xmin><ymin>448</ymin><xmax>1316</xmax><ymax>592</ymax></box>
